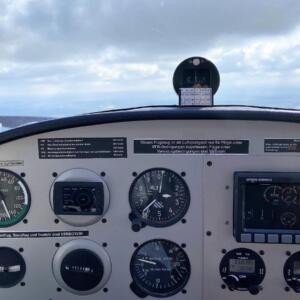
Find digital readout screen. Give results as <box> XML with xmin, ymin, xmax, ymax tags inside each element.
<box><xmin>243</xmin><ymin>183</ymin><xmax>300</xmax><ymax>230</ymax></box>
<box><xmin>294</xmin><ymin>261</ymin><xmax>300</xmax><ymax>275</ymax></box>
<box><xmin>229</xmin><ymin>259</ymin><xmax>255</xmax><ymax>274</ymax></box>
<box><xmin>62</xmin><ymin>187</ymin><xmax>98</xmax><ymax>213</ymax></box>
<box><xmin>54</xmin><ymin>182</ymin><xmax>104</xmax><ymax>216</ymax></box>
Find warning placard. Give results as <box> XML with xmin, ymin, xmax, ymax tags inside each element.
<box><xmin>265</xmin><ymin>139</ymin><xmax>300</xmax><ymax>153</ymax></box>
<box><xmin>134</xmin><ymin>140</ymin><xmax>249</xmax><ymax>154</ymax></box>
<box><xmin>38</xmin><ymin>138</ymin><xmax>127</xmax><ymax>159</ymax></box>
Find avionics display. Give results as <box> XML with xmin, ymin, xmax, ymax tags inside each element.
<box><xmin>229</xmin><ymin>259</ymin><xmax>255</xmax><ymax>274</ymax></box>
<box><xmin>244</xmin><ymin>183</ymin><xmax>300</xmax><ymax>230</ymax></box>
<box><xmin>53</xmin><ymin>182</ymin><xmax>104</xmax><ymax>215</ymax></box>
<box><xmin>234</xmin><ymin>172</ymin><xmax>300</xmax><ymax>244</ymax></box>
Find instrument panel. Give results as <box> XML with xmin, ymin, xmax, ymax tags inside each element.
<box><xmin>1</xmin><ymin>107</ymin><xmax>300</xmax><ymax>299</ymax></box>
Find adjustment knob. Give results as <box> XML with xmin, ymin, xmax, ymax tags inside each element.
<box><xmin>291</xmin><ymin>279</ymin><xmax>300</xmax><ymax>293</ymax></box>
<box><xmin>294</xmin><ymin>286</ymin><xmax>300</xmax><ymax>293</ymax></box>
<box><xmin>248</xmin><ymin>285</ymin><xmax>262</xmax><ymax>295</ymax></box>
<box><xmin>226</xmin><ymin>275</ymin><xmax>239</xmax><ymax>291</ymax></box>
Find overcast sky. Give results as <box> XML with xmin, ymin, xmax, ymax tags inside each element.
<box><xmin>0</xmin><ymin>0</ymin><xmax>300</xmax><ymax>117</ymax></box>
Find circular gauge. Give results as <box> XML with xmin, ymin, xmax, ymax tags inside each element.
<box><xmin>52</xmin><ymin>239</ymin><xmax>111</xmax><ymax>295</ymax></box>
<box><xmin>50</xmin><ymin>169</ymin><xmax>110</xmax><ymax>227</ymax></box>
<box><xmin>263</xmin><ymin>185</ymin><xmax>282</xmax><ymax>205</ymax></box>
<box><xmin>284</xmin><ymin>251</ymin><xmax>300</xmax><ymax>292</ymax></box>
<box><xmin>282</xmin><ymin>186</ymin><xmax>298</xmax><ymax>205</ymax></box>
<box><xmin>0</xmin><ymin>247</ymin><xmax>26</xmax><ymax>288</ymax></box>
<box><xmin>61</xmin><ymin>249</ymin><xmax>104</xmax><ymax>291</ymax></box>
<box><xmin>0</xmin><ymin>169</ymin><xmax>30</xmax><ymax>227</ymax></box>
<box><xmin>280</xmin><ymin>211</ymin><xmax>297</xmax><ymax>227</ymax></box>
<box><xmin>130</xmin><ymin>239</ymin><xmax>191</xmax><ymax>298</ymax></box>
<box><xmin>219</xmin><ymin>248</ymin><xmax>265</xmax><ymax>295</ymax></box>
<box><xmin>129</xmin><ymin>168</ymin><xmax>190</xmax><ymax>229</ymax></box>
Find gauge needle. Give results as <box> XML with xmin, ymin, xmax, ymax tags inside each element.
<box><xmin>1</xmin><ymin>200</ymin><xmax>11</xmax><ymax>219</ymax></box>
<box><xmin>138</xmin><ymin>259</ymin><xmax>157</xmax><ymax>265</ymax></box>
<box><xmin>159</xmin><ymin>171</ymin><xmax>165</xmax><ymax>193</ymax></box>
<box><xmin>142</xmin><ymin>199</ymin><xmax>157</xmax><ymax>217</ymax></box>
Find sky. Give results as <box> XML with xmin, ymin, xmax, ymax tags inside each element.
<box><xmin>0</xmin><ymin>0</ymin><xmax>300</xmax><ymax>117</ymax></box>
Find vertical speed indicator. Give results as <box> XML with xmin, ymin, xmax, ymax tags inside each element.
<box><xmin>129</xmin><ymin>168</ymin><xmax>190</xmax><ymax>230</ymax></box>
<box><xmin>0</xmin><ymin>169</ymin><xmax>31</xmax><ymax>227</ymax></box>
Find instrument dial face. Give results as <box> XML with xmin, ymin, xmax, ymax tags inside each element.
<box><xmin>60</xmin><ymin>249</ymin><xmax>104</xmax><ymax>291</ymax></box>
<box><xmin>130</xmin><ymin>239</ymin><xmax>191</xmax><ymax>297</ymax></box>
<box><xmin>219</xmin><ymin>248</ymin><xmax>265</xmax><ymax>291</ymax></box>
<box><xmin>263</xmin><ymin>185</ymin><xmax>282</xmax><ymax>205</ymax></box>
<box><xmin>0</xmin><ymin>247</ymin><xmax>26</xmax><ymax>287</ymax></box>
<box><xmin>129</xmin><ymin>168</ymin><xmax>190</xmax><ymax>227</ymax></box>
<box><xmin>0</xmin><ymin>169</ymin><xmax>30</xmax><ymax>227</ymax></box>
<box><xmin>282</xmin><ymin>186</ymin><xmax>298</xmax><ymax>205</ymax></box>
<box><xmin>280</xmin><ymin>211</ymin><xmax>297</xmax><ymax>227</ymax></box>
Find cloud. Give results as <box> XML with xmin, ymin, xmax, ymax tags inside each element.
<box><xmin>0</xmin><ymin>0</ymin><xmax>300</xmax><ymax>117</ymax></box>
<box><xmin>0</xmin><ymin>0</ymin><xmax>299</xmax><ymax>62</ymax></box>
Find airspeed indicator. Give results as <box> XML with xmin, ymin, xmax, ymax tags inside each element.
<box><xmin>0</xmin><ymin>169</ymin><xmax>31</xmax><ymax>227</ymax></box>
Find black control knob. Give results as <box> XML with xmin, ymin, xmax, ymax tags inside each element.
<box><xmin>287</xmin><ymin>278</ymin><xmax>300</xmax><ymax>293</ymax></box>
<box><xmin>248</xmin><ymin>285</ymin><xmax>262</xmax><ymax>295</ymax></box>
<box><xmin>293</xmin><ymin>284</ymin><xmax>300</xmax><ymax>293</ymax></box>
<box><xmin>129</xmin><ymin>213</ymin><xmax>146</xmax><ymax>232</ymax></box>
<box><xmin>226</xmin><ymin>275</ymin><xmax>239</xmax><ymax>291</ymax></box>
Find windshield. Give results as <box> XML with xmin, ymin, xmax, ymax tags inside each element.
<box><xmin>0</xmin><ymin>0</ymin><xmax>300</xmax><ymax>129</ymax></box>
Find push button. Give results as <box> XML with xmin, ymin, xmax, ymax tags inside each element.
<box><xmin>267</xmin><ymin>234</ymin><xmax>279</xmax><ymax>243</ymax></box>
<box><xmin>254</xmin><ymin>234</ymin><xmax>265</xmax><ymax>243</ymax></box>
<box><xmin>295</xmin><ymin>235</ymin><xmax>300</xmax><ymax>244</ymax></box>
<box><xmin>240</xmin><ymin>234</ymin><xmax>252</xmax><ymax>243</ymax></box>
<box><xmin>281</xmin><ymin>235</ymin><xmax>293</xmax><ymax>244</ymax></box>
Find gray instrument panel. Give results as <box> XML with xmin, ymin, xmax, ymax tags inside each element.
<box><xmin>0</xmin><ymin>119</ymin><xmax>300</xmax><ymax>299</ymax></box>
